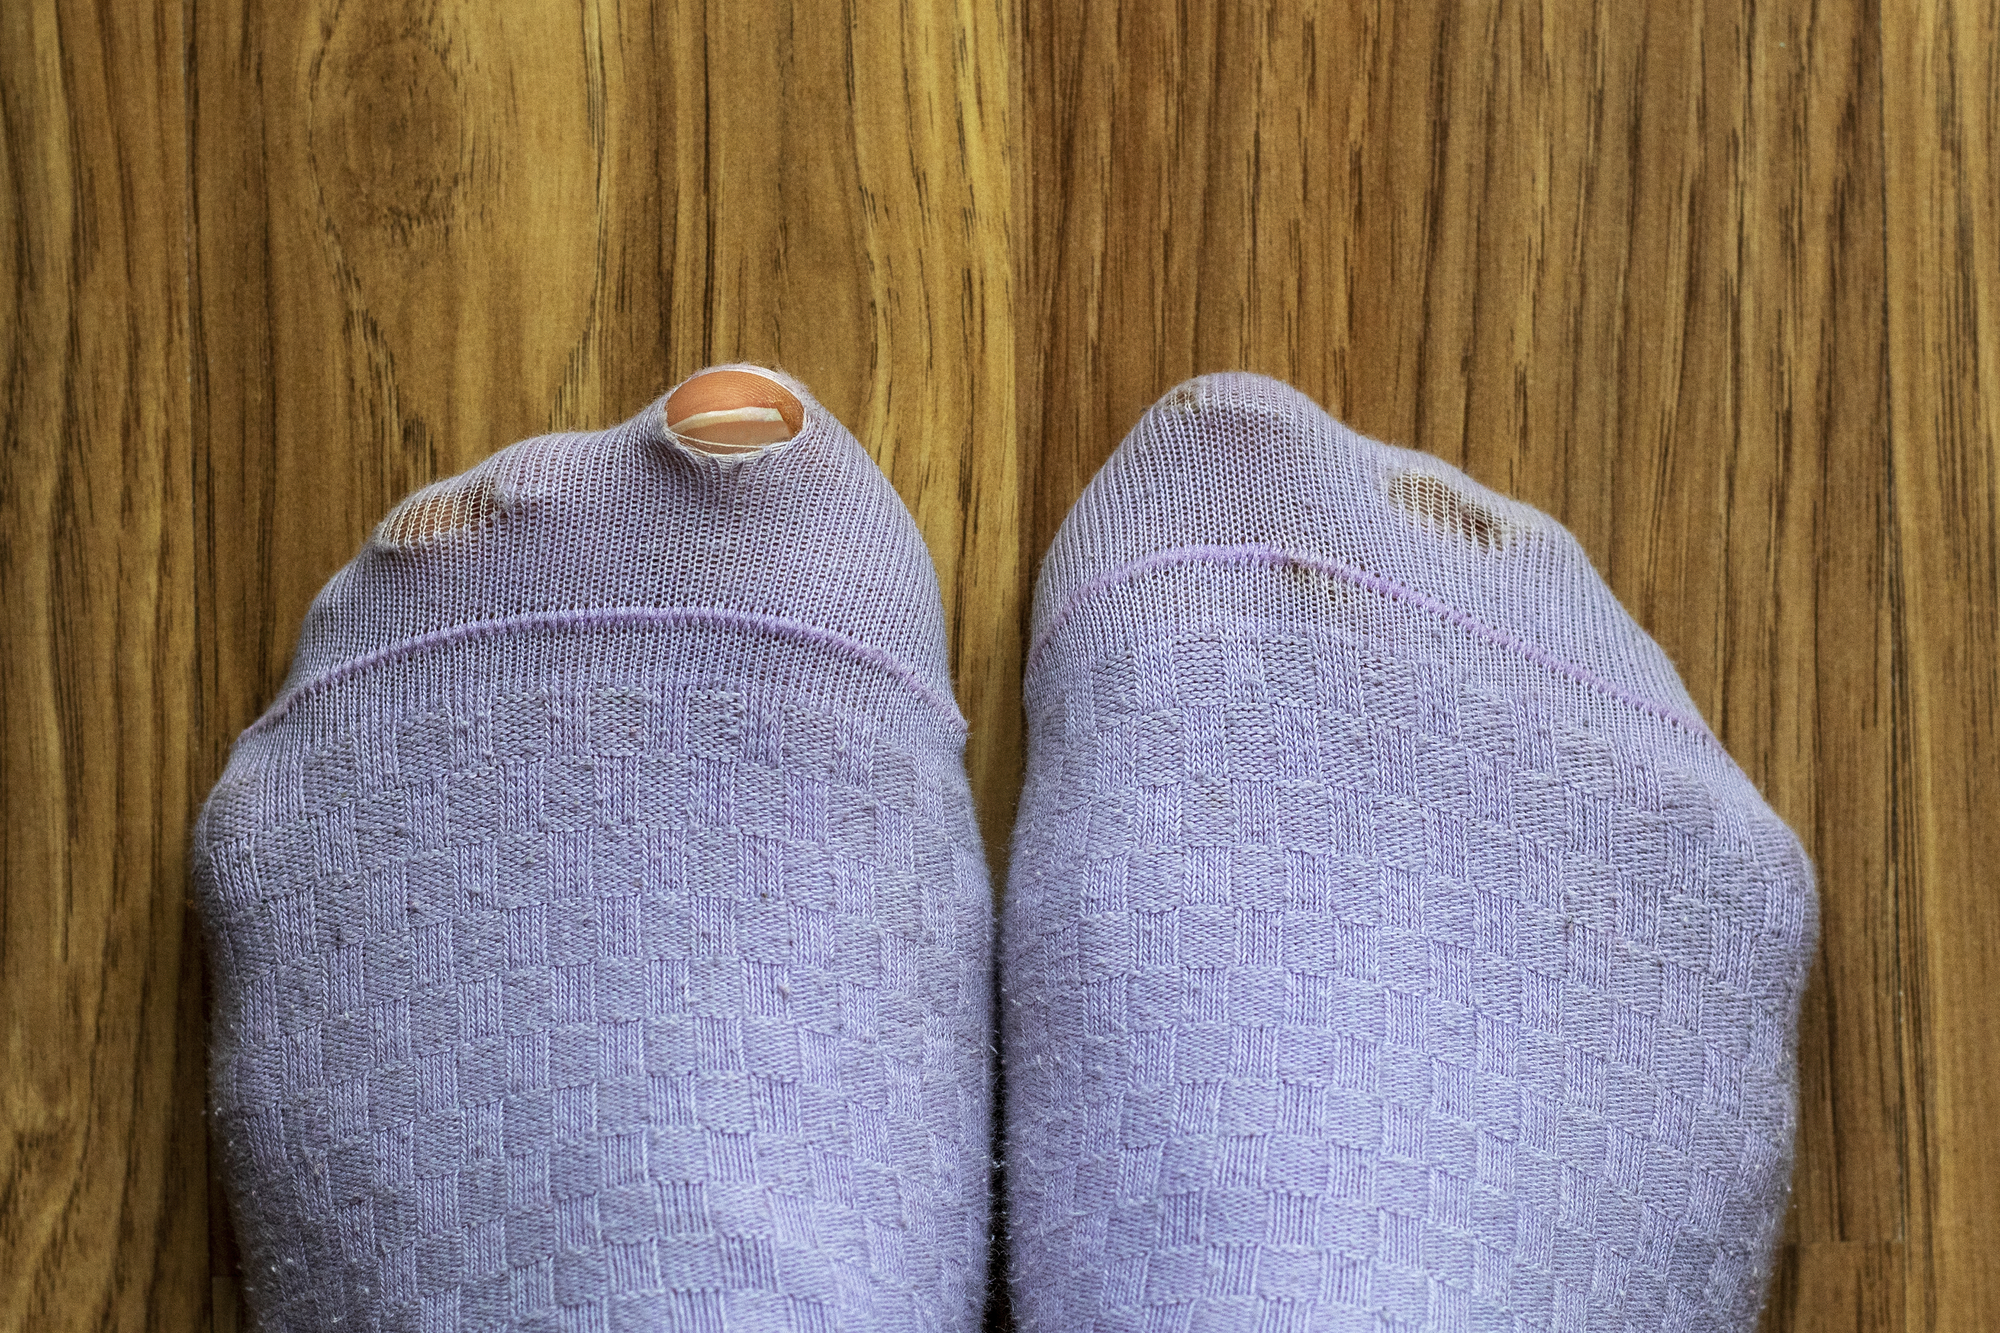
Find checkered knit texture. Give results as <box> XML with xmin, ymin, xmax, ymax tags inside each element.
<box><xmin>193</xmin><ymin>368</ymin><xmax>994</xmax><ymax>1333</ymax></box>
<box><xmin>1002</xmin><ymin>373</ymin><xmax>1817</xmax><ymax>1333</ymax></box>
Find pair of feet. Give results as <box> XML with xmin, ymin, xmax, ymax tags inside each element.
<box><xmin>195</xmin><ymin>367</ymin><xmax>1815</xmax><ymax>1332</ymax></box>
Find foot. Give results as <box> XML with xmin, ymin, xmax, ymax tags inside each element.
<box><xmin>1003</xmin><ymin>372</ymin><xmax>1815</xmax><ymax>1332</ymax></box>
<box><xmin>196</xmin><ymin>367</ymin><xmax>995</xmax><ymax>1332</ymax></box>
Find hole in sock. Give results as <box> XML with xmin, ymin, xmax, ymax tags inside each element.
<box><xmin>665</xmin><ymin>369</ymin><xmax>804</xmax><ymax>455</ymax></box>
<box><xmin>376</xmin><ymin>471</ymin><xmax>507</xmax><ymax>545</ymax></box>
<box><xmin>1387</xmin><ymin>472</ymin><xmax>1517</xmax><ymax>551</ymax></box>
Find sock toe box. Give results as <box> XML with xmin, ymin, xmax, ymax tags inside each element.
<box><xmin>1031</xmin><ymin>371</ymin><xmax>1707</xmax><ymax>742</ymax></box>
<box><xmin>272</xmin><ymin>368</ymin><xmax>957</xmax><ymax>726</ymax></box>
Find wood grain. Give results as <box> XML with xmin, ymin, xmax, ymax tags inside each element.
<box><xmin>0</xmin><ymin>0</ymin><xmax>208</xmax><ymax>1327</ymax></box>
<box><xmin>2</xmin><ymin>0</ymin><xmax>1993</xmax><ymax>1326</ymax></box>
<box><xmin>1882</xmin><ymin>2</ymin><xmax>2000</xmax><ymax>1328</ymax></box>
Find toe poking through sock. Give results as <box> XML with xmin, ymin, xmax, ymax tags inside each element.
<box><xmin>1387</xmin><ymin>471</ymin><xmax>1519</xmax><ymax>551</ymax></box>
<box><xmin>665</xmin><ymin>369</ymin><xmax>804</xmax><ymax>456</ymax></box>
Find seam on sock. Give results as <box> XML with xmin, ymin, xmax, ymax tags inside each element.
<box><xmin>247</xmin><ymin>605</ymin><xmax>968</xmax><ymax>738</ymax></box>
<box><xmin>1028</xmin><ymin>541</ymin><xmax>1720</xmax><ymax>746</ymax></box>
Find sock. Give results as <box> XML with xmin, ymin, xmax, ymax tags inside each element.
<box><xmin>194</xmin><ymin>367</ymin><xmax>993</xmax><ymax>1332</ymax></box>
<box><xmin>1002</xmin><ymin>373</ymin><xmax>1816</xmax><ymax>1332</ymax></box>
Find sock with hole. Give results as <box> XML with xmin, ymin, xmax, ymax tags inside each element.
<box><xmin>1002</xmin><ymin>373</ymin><xmax>1816</xmax><ymax>1332</ymax></box>
<box><xmin>195</xmin><ymin>366</ymin><xmax>993</xmax><ymax>1332</ymax></box>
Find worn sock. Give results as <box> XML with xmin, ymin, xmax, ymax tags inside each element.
<box><xmin>1002</xmin><ymin>373</ymin><xmax>1816</xmax><ymax>1332</ymax></box>
<box><xmin>194</xmin><ymin>367</ymin><xmax>993</xmax><ymax>1332</ymax></box>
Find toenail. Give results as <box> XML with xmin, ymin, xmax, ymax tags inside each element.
<box><xmin>665</xmin><ymin>369</ymin><xmax>804</xmax><ymax>455</ymax></box>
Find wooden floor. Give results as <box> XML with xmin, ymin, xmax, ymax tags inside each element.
<box><xmin>3</xmin><ymin>0</ymin><xmax>1994</xmax><ymax>1327</ymax></box>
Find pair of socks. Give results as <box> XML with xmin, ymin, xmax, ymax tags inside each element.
<box><xmin>194</xmin><ymin>366</ymin><xmax>1816</xmax><ymax>1332</ymax></box>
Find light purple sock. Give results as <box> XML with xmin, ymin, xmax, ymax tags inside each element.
<box><xmin>194</xmin><ymin>367</ymin><xmax>993</xmax><ymax>1332</ymax></box>
<box><xmin>1002</xmin><ymin>373</ymin><xmax>1816</xmax><ymax>1332</ymax></box>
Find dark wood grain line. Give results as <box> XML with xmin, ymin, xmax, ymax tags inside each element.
<box><xmin>1882</xmin><ymin>2</ymin><xmax>2000</xmax><ymax>1326</ymax></box>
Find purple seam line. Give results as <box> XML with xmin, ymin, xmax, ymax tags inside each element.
<box><xmin>244</xmin><ymin>605</ymin><xmax>968</xmax><ymax>737</ymax></box>
<box><xmin>1029</xmin><ymin>542</ymin><xmax>1720</xmax><ymax>744</ymax></box>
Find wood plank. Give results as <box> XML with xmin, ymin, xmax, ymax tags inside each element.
<box><xmin>0</xmin><ymin>0</ymin><xmax>207</xmax><ymax>1328</ymax></box>
<box><xmin>1020</xmin><ymin>3</ymin><xmax>1899</xmax><ymax>1327</ymax></box>
<box><xmin>1762</xmin><ymin>1242</ymin><xmax>1906</xmax><ymax>1331</ymax></box>
<box><xmin>1719</xmin><ymin>0</ymin><xmax>1904</xmax><ymax>1292</ymax></box>
<box><xmin>1882</xmin><ymin>1</ymin><xmax>2000</xmax><ymax>1327</ymax></box>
